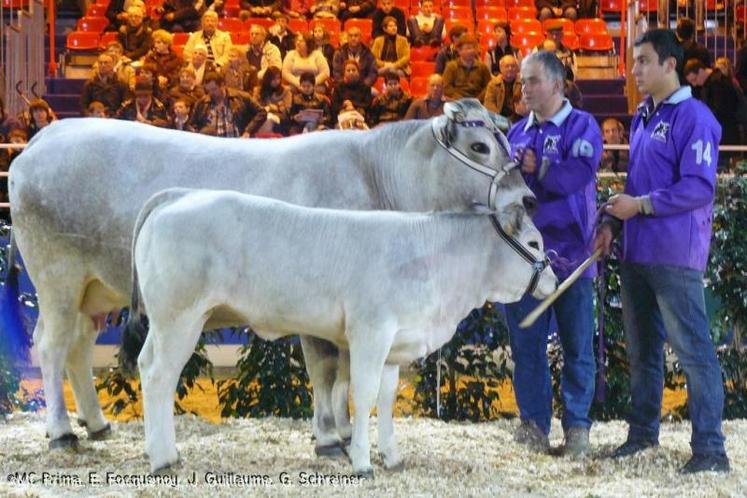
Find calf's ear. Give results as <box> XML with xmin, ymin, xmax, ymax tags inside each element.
<box><xmin>443</xmin><ymin>100</ymin><xmax>465</xmax><ymax>123</ymax></box>
<box><xmin>469</xmin><ymin>202</ymin><xmax>495</xmax><ymax>215</ymax></box>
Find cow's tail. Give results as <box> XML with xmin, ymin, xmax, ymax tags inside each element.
<box><xmin>120</xmin><ymin>188</ymin><xmax>193</xmax><ymax>373</ymax></box>
<box><xmin>0</xmin><ymin>228</ymin><xmax>31</xmax><ymax>363</ymax></box>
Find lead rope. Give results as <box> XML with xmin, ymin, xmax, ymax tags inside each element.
<box><xmin>436</xmin><ymin>348</ymin><xmax>442</xmax><ymax>418</ymax></box>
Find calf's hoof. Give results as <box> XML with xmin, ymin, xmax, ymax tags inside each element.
<box><xmin>384</xmin><ymin>459</ymin><xmax>405</xmax><ymax>472</ymax></box>
<box><xmin>77</xmin><ymin>419</ymin><xmax>88</xmax><ymax>428</ymax></box>
<box><xmin>88</xmin><ymin>423</ymin><xmax>112</xmax><ymax>441</ymax></box>
<box><xmin>353</xmin><ymin>467</ymin><xmax>374</xmax><ymax>480</ymax></box>
<box><xmin>314</xmin><ymin>442</ymin><xmax>347</xmax><ymax>459</ymax></box>
<box><xmin>152</xmin><ymin>464</ymin><xmax>178</xmax><ymax>476</ymax></box>
<box><xmin>49</xmin><ymin>433</ymin><xmax>80</xmax><ymax>451</ymax></box>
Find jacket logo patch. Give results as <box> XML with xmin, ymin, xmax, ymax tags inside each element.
<box><xmin>651</xmin><ymin>121</ymin><xmax>670</xmax><ymax>143</ymax></box>
<box><xmin>543</xmin><ymin>135</ymin><xmax>561</xmax><ymax>154</ymax></box>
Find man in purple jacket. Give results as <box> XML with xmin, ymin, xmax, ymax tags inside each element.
<box><xmin>595</xmin><ymin>29</ymin><xmax>729</xmax><ymax>474</ymax></box>
<box><xmin>505</xmin><ymin>50</ymin><xmax>602</xmax><ymax>456</ymax></box>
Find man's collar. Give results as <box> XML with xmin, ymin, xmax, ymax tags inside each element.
<box><xmin>638</xmin><ymin>85</ymin><xmax>691</xmax><ymax>117</ymax></box>
<box><xmin>523</xmin><ymin>99</ymin><xmax>572</xmax><ymax>132</ymax></box>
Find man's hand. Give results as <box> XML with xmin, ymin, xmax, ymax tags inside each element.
<box><xmin>593</xmin><ymin>224</ymin><xmax>614</xmax><ymax>257</ymax></box>
<box><xmin>517</xmin><ymin>147</ymin><xmax>537</xmax><ymax>174</ymax></box>
<box><xmin>605</xmin><ymin>193</ymin><xmax>640</xmax><ymax>220</ymax></box>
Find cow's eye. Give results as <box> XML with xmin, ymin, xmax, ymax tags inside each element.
<box><xmin>470</xmin><ymin>142</ymin><xmax>490</xmax><ymax>154</ymax></box>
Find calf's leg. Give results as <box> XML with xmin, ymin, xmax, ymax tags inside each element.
<box><xmin>332</xmin><ymin>348</ymin><xmax>353</xmax><ymax>445</ymax></box>
<box><xmin>377</xmin><ymin>363</ymin><xmax>403</xmax><ymax>470</ymax></box>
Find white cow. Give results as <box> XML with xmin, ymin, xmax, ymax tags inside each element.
<box><xmin>7</xmin><ymin>99</ymin><xmax>534</xmax><ymax>454</ymax></box>
<box><xmin>130</xmin><ymin>188</ymin><xmax>557</xmax><ymax>475</ymax></box>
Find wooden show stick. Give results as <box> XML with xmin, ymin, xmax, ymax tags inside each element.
<box><xmin>519</xmin><ymin>248</ymin><xmax>603</xmax><ymax>329</ymax></box>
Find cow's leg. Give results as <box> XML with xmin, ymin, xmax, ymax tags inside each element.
<box><xmin>139</xmin><ymin>314</ymin><xmax>204</xmax><ymax>473</ymax></box>
<box><xmin>347</xmin><ymin>328</ymin><xmax>393</xmax><ymax>477</ymax></box>
<box><xmin>377</xmin><ymin>363</ymin><xmax>403</xmax><ymax>471</ymax></box>
<box><xmin>65</xmin><ymin>314</ymin><xmax>111</xmax><ymax>440</ymax></box>
<box><xmin>332</xmin><ymin>348</ymin><xmax>352</xmax><ymax>445</ymax></box>
<box><xmin>301</xmin><ymin>336</ymin><xmax>345</xmax><ymax>456</ymax></box>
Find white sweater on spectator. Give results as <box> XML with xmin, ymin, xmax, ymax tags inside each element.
<box><xmin>282</xmin><ymin>49</ymin><xmax>330</xmax><ymax>89</ymax></box>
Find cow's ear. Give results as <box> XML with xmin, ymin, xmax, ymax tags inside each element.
<box><xmin>488</xmin><ymin>111</ymin><xmax>510</xmax><ymax>133</ymax></box>
<box><xmin>470</xmin><ymin>202</ymin><xmax>494</xmax><ymax>215</ymax></box>
<box><xmin>443</xmin><ymin>100</ymin><xmax>465</xmax><ymax>123</ymax></box>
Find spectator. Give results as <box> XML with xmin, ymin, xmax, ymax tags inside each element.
<box><xmin>442</xmin><ymin>34</ymin><xmax>491</xmax><ymax>100</ymax></box>
<box><xmin>167</xmin><ymin>66</ymin><xmax>206</xmax><ymax>108</ymax></box>
<box><xmin>285</xmin><ymin>0</ymin><xmax>311</xmax><ymax>18</ymax></box>
<box><xmin>118</xmin><ymin>6</ymin><xmax>152</xmax><ymax>61</ymax></box>
<box><xmin>483</xmin><ymin>54</ymin><xmax>521</xmax><ymax>117</ymax></box>
<box><xmin>0</xmin><ymin>97</ymin><xmax>22</xmax><ymax>140</ymax></box>
<box><xmin>485</xmin><ymin>21</ymin><xmax>520</xmax><ymax>76</ymax></box>
<box><xmin>331</xmin><ymin>59</ymin><xmax>373</xmax><ymax>123</ymax></box>
<box><xmin>509</xmin><ymin>93</ymin><xmax>529</xmax><ymax>124</ymax></box>
<box><xmin>714</xmin><ymin>56</ymin><xmax>741</xmax><ymax>90</ymax></box>
<box><xmin>142</xmin><ymin>30</ymin><xmax>184</xmax><ymax>90</ymax></box>
<box><xmin>188</xmin><ymin>43</ymin><xmax>218</xmax><ymax>86</ymax></box>
<box><xmin>253</xmin><ymin>66</ymin><xmax>293</xmax><ymax>134</ymax></box>
<box><xmin>158</xmin><ymin>0</ymin><xmax>201</xmax><ymax>33</ymax></box>
<box><xmin>117</xmin><ymin>77</ymin><xmax>169</xmax><ymax>126</ymax></box>
<box><xmin>339</xmin><ymin>0</ymin><xmax>375</xmax><ymax>21</ymax></box>
<box><xmin>22</xmin><ymin>99</ymin><xmax>57</xmax><ymax>140</ymax></box>
<box><xmin>246</xmin><ymin>24</ymin><xmax>283</xmax><ymax>79</ymax></box>
<box><xmin>336</xmin><ymin>99</ymin><xmax>369</xmax><ymax>129</ymax></box>
<box><xmin>372</xmin><ymin>0</ymin><xmax>406</xmax><ymax>38</ymax></box>
<box><xmin>282</xmin><ymin>33</ymin><xmax>331</xmax><ymax>91</ymax></box>
<box><xmin>190</xmin><ymin>72</ymin><xmax>268</xmax><ymax>137</ymax></box>
<box><xmin>369</xmin><ymin>72</ymin><xmax>412</xmax><ymax>125</ymax></box>
<box><xmin>372</xmin><ymin>16</ymin><xmax>411</xmax><ymax>78</ymax></box>
<box><xmin>684</xmin><ymin>59</ymin><xmax>747</xmax><ymax>147</ymax></box>
<box><xmin>309</xmin><ymin>0</ymin><xmax>340</xmax><ymax>18</ymax></box>
<box><xmin>435</xmin><ymin>24</ymin><xmax>468</xmax><ymax>74</ymax></box>
<box><xmin>536</xmin><ymin>0</ymin><xmax>577</xmax><ymax>21</ymax></box>
<box><xmin>600</xmin><ymin>117</ymin><xmax>628</xmax><ymax>173</ymax></box>
<box><xmin>269</xmin><ymin>11</ymin><xmax>296</xmax><ymax>59</ymax></box>
<box><xmin>86</xmin><ymin>101</ymin><xmax>110</xmax><ymax>118</ymax></box>
<box><xmin>0</xmin><ymin>128</ymin><xmax>27</xmax><ymax>206</ymax></box>
<box><xmin>104</xmin><ymin>41</ymin><xmax>136</xmax><ymax>88</ymax></box>
<box><xmin>540</xmin><ymin>20</ymin><xmax>577</xmax><ymax>80</ymax></box>
<box><xmin>538</xmin><ymin>39</ymin><xmax>582</xmax><ymax>107</ymax></box>
<box><xmin>105</xmin><ymin>0</ymin><xmax>145</xmax><ymax>33</ymax></box>
<box><xmin>404</xmin><ymin>73</ymin><xmax>445</xmax><ymax>119</ymax></box>
<box><xmin>676</xmin><ymin>17</ymin><xmax>712</xmax><ymax>68</ymax></box>
<box><xmin>311</xmin><ymin>21</ymin><xmax>336</xmax><ymax>74</ymax></box>
<box><xmin>222</xmin><ymin>46</ymin><xmax>259</xmax><ymax>92</ymax></box>
<box><xmin>736</xmin><ymin>38</ymin><xmax>747</xmax><ymax>95</ymax></box>
<box><xmin>81</xmin><ymin>53</ymin><xmax>130</xmax><ymax>115</ymax></box>
<box><xmin>240</xmin><ymin>0</ymin><xmax>282</xmax><ymax>18</ymax></box>
<box><xmin>407</xmin><ymin>0</ymin><xmax>444</xmax><ymax>48</ymax></box>
<box><xmin>289</xmin><ymin>71</ymin><xmax>332</xmax><ymax>133</ymax></box>
<box><xmin>168</xmin><ymin>98</ymin><xmax>195</xmax><ymax>131</ymax></box>
<box><xmin>332</xmin><ymin>26</ymin><xmax>378</xmax><ymax>87</ymax></box>
<box><xmin>183</xmin><ymin>11</ymin><xmax>233</xmax><ymax>69</ymax></box>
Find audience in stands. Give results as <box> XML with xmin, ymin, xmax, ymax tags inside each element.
<box><xmin>600</xmin><ymin>117</ymin><xmax>628</xmax><ymax>173</ymax></box>
<box><xmin>222</xmin><ymin>46</ymin><xmax>259</xmax><ymax>92</ymax></box>
<box><xmin>246</xmin><ymin>24</ymin><xmax>283</xmax><ymax>79</ymax></box>
<box><xmin>240</xmin><ymin>0</ymin><xmax>282</xmax><ymax>19</ymax></box>
<box><xmin>435</xmin><ymin>24</ymin><xmax>468</xmax><ymax>74</ymax></box>
<box><xmin>0</xmin><ymin>97</ymin><xmax>22</xmax><ymax>140</ymax></box>
<box><xmin>119</xmin><ymin>6</ymin><xmax>153</xmax><ymax>60</ymax></box>
<box><xmin>158</xmin><ymin>0</ymin><xmax>202</xmax><ymax>33</ymax></box>
<box><xmin>372</xmin><ymin>0</ymin><xmax>406</xmax><ymax>38</ymax></box>
<box><xmin>684</xmin><ymin>59</ymin><xmax>747</xmax><ymax>148</ymax></box>
<box><xmin>116</xmin><ymin>77</ymin><xmax>170</xmax><ymax>126</ymax></box>
<box><xmin>86</xmin><ymin>101</ymin><xmax>109</xmax><ymax>118</ymax></box>
<box><xmin>168</xmin><ymin>66</ymin><xmax>206</xmax><ymax>108</ymax></box>
<box><xmin>169</xmin><ymin>98</ymin><xmax>195</xmax><ymax>131</ymax></box>
<box><xmin>536</xmin><ymin>0</ymin><xmax>577</xmax><ymax>21</ymax></box>
<box><xmin>289</xmin><ymin>71</ymin><xmax>332</xmax><ymax>133</ymax></box>
<box><xmin>268</xmin><ymin>11</ymin><xmax>297</xmax><ymax>59</ymax></box>
<box><xmin>443</xmin><ymin>34</ymin><xmax>491</xmax><ymax>100</ymax></box>
<box><xmin>332</xmin><ymin>26</ymin><xmax>378</xmax><ymax>86</ymax></box>
<box><xmin>285</xmin><ymin>0</ymin><xmax>311</xmax><ymax>18</ymax></box>
<box><xmin>143</xmin><ymin>30</ymin><xmax>184</xmax><ymax>90</ymax></box>
<box><xmin>372</xmin><ymin>16</ymin><xmax>411</xmax><ymax>77</ymax></box>
<box><xmin>339</xmin><ymin>0</ymin><xmax>375</xmax><ymax>21</ymax></box>
<box><xmin>282</xmin><ymin>33</ymin><xmax>331</xmax><ymax>90</ymax></box>
<box><xmin>485</xmin><ymin>22</ymin><xmax>520</xmax><ymax>76</ymax></box>
<box><xmin>309</xmin><ymin>0</ymin><xmax>340</xmax><ymax>19</ymax></box>
<box><xmin>104</xmin><ymin>41</ymin><xmax>136</xmax><ymax>88</ymax></box>
<box><xmin>407</xmin><ymin>0</ymin><xmax>444</xmax><ymax>48</ymax></box>
<box><xmin>370</xmin><ymin>72</ymin><xmax>412</xmax><ymax>125</ymax></box>
<box><xmin>404</xmin><ymin>73</ymin><xmax>444</xmax><ymax>119</ymax></box>
<box><xmin>81</xmin><ymin>53</ymin><xmax>130</xmax><ymax>116</ymax></box>
<box><xmin>541</xmin><ymin>20</ymin><xmax>577</xmax><ymax>80</ymax></box>
<box><xmin>508</xmin><ymin>93</ymin><xmax>529</xmax><ymax>124</ymax></box>
<box><xmin>190</xmin><ymin>72</ymin><xmax>267</xmax><ymax>137</ymax></box>
<box><xmin>337</xmin><ymin>99</ymin><xmax>369</xmax><ymax>128</ymax></box>
<box><xmin>105</xmin><ymin>0</ymin><xmax>145</xmax><ymax>33</ymax></box>
<box><xmin>736</xmin><ymin>39</ymin><xmax>747</xmax><ymax>95</ymax></box>
<box><xmin>0</xmin><ymin>129</ymin><xmax>27</xmax><ymax>203</ymax></box>
<box><xmin>186</xmin><ymin>43</ymin><xmax>216</xmax><ymax>85</ymax></box>
<box><xmin>331</xmin><ymin>59</ymin><xmax>373</xmax><ymax>123</ymax></box>
<box><xmin>22</xmin><ymin>99</ymin><xmax>57</xmax><ymax>140</ymax></box>
<box><xmin>714</xmin><ymin>56</ymin><xmax>741</xmax><ymax>91</ymax></box>
<box><xmin>311</xmin><ymin>22</ymin><xmax>337</xmax><ymax>72</ymax></box>
<box><xmin>183</xmin><ymin>11</ymin><xmax>232</xmax><ymax>68</ymax></box>
<box><xmin>254</xmin><ymin>66</ymin><xmax>293</xmax><ymax>134</ymax></box>
<box><xmin>676</xmin><ymin>17</ymin><xmax>712</xmax><ymax>68</ymax></box>
<box><xmin>484</xmin><ymin>54</ymin><xmax>521</xmax><ymax>117</ymax></box>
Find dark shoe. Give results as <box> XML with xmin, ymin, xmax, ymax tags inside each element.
<box><xmin>612</xmin><ymin>438</ymin><xmax>658</xmax><ymax>458</ymax></box>
<box><xmin>680</xmin><ymin>454</ymin><xmax>730</xmax><ymax>474</ymax></box>
<box><xmin>514</xmin><ymin>420</ymin><xmax>550</xmax><ymax>454</ymax></box>
<box><xmin>560</xmin><ymin>427</ymin><xmax>591</xmax><ymax>457</ymax></box>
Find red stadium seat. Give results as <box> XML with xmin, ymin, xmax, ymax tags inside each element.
<box><xmin>574</xmin><ymin>18</ymin><xmax>608</xmax><ymax>34</ymax></box>
<box><xmin>218</xmin><ymin>17</ymin><xmax>244</xmax><ymax>32</ymax></box>
<box><xmin>411</xmin><ymin>60</ymin><xmax>436</xmax><ymax>77</ymax></box>
<box><xmin>542</xmin><ymin>17</ymin><xmax>574</xmax><ymax>33</ymax></box>
<box><xmin>344</xmin><ymin>18</ymin><xmax>374</xmax><ymax>43</ymax></box>
<box><xmin>562</xmin><ymin>32</ymin><xmax>578</xmax><ymax>50</ymax></box>
<box><xmin>410</xmin><ymin>45</ymin><xmax>438</xmax><ymax>61</ymax></box>
<box><xmin>639</xmin><ymin>0</ymin><xmax>657</xmax><ymax>12</ymax></box>
<box><xmin>310</xmin><ymin>19</ymin><xmax>341</xmax><ymax>46</ymax></box>
<box><xmin>474</xmin><ymin>0</ymin><xmax>505</xmax><ymax>8</ymax></box>
<box><xmin>444</xmin><ymin>5</ymin><xmax>473</xmax><ymax>19</ymax></box>
<box><xmin>511</xmin><ymin>18</ymin><xmax>542</xmax><ymax>34</ymax></box>
<box><xmin>67</xmin><ymin>31</ymin><xmax>100</xmax><ymax>51</ymax></box>
<box><xmin>172</xmin><ymin>32</ymin><xmax>190</xmax><ymax>45</ymax></box>
<box><xmin>77</xmin><ymin>16</ymin><xmax>110</xmax><ymax>33</ymax></box>
<box><xmin>475</xmin><ymin>6</ymin><xmax>507</xmax><ymax>21</ymax></box>
<box><xmin>394</xmin><ymin>0</ymin><xmax>409</xmax><ymax>10</ymax></box>
<box><xmin>505</xmin><ymin>0</ymin><xmax>534</xmax><ymax>7</ymax></box>
<box><xmin>244</xmin><ymin>17</ymin><xmax>274</xmax><ymax>31</ymax></box>
<box><xmin>513</xmin><ymin>30</ymin><xmax>544</xmax><ymax>55</ymax></box>
<box><xmin>288</xmin><ymin>18</ymin><xmax>308</xmax><ymax>33</ymax></box>
<box><xmin>476</xmin><ymin>20</ymin><xmax>499</xmax><ymax>37</ymax></box>
<box><xmin>737</xmin><ymin>5</ymin><xmax>747</xmax><ymax>20</ymax></box>
<box><xmin>409</xmin><ymin>76</ymin><xmax>429</xmax><ymax>97</ymax></box>
<box><xmin>599</xmin><ymin>0</ymin><xmax>622</xmax><ymax>13</ymax></box>
<box><xmin>479</xmin><ymin>33</ymin><xmax>499</xmax><ymax>49</ymax></box>
<box><xmin>255</xmin><ymin>132</ymin><xmax>285</xmax><ymax>138</ymax></box>
<box><xmin>578</xmin><ymin>32</ymin><xmax>614</xmax><ymax>52</ymax></box>
<box><xmin>86</xmin><ymin>3</ymin><xmax>108</xmax><ymax>16</ymax></box>
<box><xmin>443</xmin><ymin>17</ymin><xmax>474</xmax><ymax>35</ymax></box>
<box><xmin>230</xmin><ymin>31</ymin><xmax>251</xmax><ymax>44</ymax></box>
<box><xmin>705</xmin><ymin>0</ymin><xmax>724</xmax><ymax>11</ymax></box>
<box><xmin>507</xmin><ymin>6</ymin><xmax>536</xmax><ymax>19</ymax></box>
<box><xmin>445</xmin><ymin>0</ymin><xmax>471</xmax><ymax>7</ymax></box>
<box><xmin>99</xmin><ymin>31</ymin><xmax>118</xmax><ymax>49</ymax></box>
<box><xmin>2</xmin><ymin>0</ymin><xmax>29</xmax><ymax>8</ymax></box>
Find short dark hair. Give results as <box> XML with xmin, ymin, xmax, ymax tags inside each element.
<box><xmin>675</xmin><ymin>17</ymin><xmax>695</xmax><ymax>41</ymax></box>
<box><xmin>634</xmin><ymin>29</ymin><xmax>684</xmax><ymax>69</ymax></box>
<box><xmin>683</xmin><ymin>58</ymin><xmax>706</xmax><ymax>76</ymax></box>
<box><xmin>448</xmin><ymin>24</ymin><xmax>468</xmax><ymax>42</ymax></box>
<box><xmin>203</xmin><ymin>71</ymin><xmax>224</xmax><ymax>86</ymax></box>
<box><xmin>299</xmin><ymin>71</ymin><xmax>315</xmax><ymax>86</ymax></box>
<box><xmin>522</xmin><ymin>50</ymin><xmax>567</xmax><ymax>86</ymax></box>
<box><xmin>384</xmin><ymin>72</ymin><xmax>400</xmax><ymax>83</ymax></box>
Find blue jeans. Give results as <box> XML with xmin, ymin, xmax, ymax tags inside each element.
<box><xmin>505</xmin><ymin>278</ymin><xmax>595</xmax><ymax>435</ymax></box>
<box><xmin>620</xmin><ymin>262</ymin><xmax>726</xmax><ymax>456</ymax></box>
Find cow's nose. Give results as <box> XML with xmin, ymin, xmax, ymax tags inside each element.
<box><xmin>523</xmin><ymin>195</ymin><xmax>538</xmax><ymax>215</ymax></box>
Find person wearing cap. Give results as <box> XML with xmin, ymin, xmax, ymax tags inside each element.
<box><xmin>536</xmin><ymin>0</ymin><xmax>577</xmax><ymax>21</ymax></box>
<box><xmin>595</xmin><ymin>29</ymin><xmax>728</xmax><ymax>474</ymax></box>
<box><xmin>442</xmin><ymin>34</ymin><xmax>491</xmax><ymax>100</ymax></box>
<box><xmin>505</xmin><ymin>50</ymin><xmax>602</xmax><ymax>457</ymax></box>
<box><xmin>537</xmin><ymin>19</ymin><xmax>577</xmax><ymax>81</ymax></box>
<box><xmin>183</xmin><ymin>11</ymin><xmax>232</xmax><ymax>68</ymax></box>
<box><xmin>485</xmin><ymin>21</ymin><xmax>520</xmax><ymax>76</ymax></box>
<box><xmin>116</xmin><ymin>77</ymin><xmax>169</xmax><ymax>127</ymax></box>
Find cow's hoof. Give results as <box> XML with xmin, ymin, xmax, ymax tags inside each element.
<box><xmin>49</xmin><ymin>433</ymin><xmax>80</xmax><ymax>451</ymax></box>
<box><xmin>77</xmin><ymin>419</ymin><xmax>88</xmax><ymax>428</ymax></box>
<box><xmin>152</xmin><ymin>464</ymin><xmax>177</xmax><ymax>476</ymax></box>
<box><xmin>353</xmin><ymin>467</ymin><xmax>374</xmax><ymax>480</ymax></box>
<box><xmin>88</xmin><ymin>423</ymin><xmax>112</xmax><ymax>441</ymax></box>
<box><xmin>384</xmin><ymin>459</ymin><xmax>405</xmax><ymax>472</ymax></box>
<box><xmin>315</xmin><ymin>443</ymin><xmax>346</xmax><ymax>459</ymax></box>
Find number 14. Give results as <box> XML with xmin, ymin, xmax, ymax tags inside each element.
<box><xmin>691</xmin><ymin>140</ymin><xmax>713</xmax><ymax>167</ymax></box>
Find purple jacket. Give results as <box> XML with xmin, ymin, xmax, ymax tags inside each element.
<box><xmin>622</xmin><ymin>86</ymin><xmax>720</xmax><ymax>272</ymax></box>
<box><xmin>508</xmin><ymin>100</ymin><xmax>602</xmax><ymax>279</ymax></box>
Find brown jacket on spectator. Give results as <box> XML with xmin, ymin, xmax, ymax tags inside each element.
<box><xmin>369</xmin><ymin>90</ymin><xmax>412</xmax><ymax>125</ymax></box>
<box><xmin>118</xmin><ymin>23</ymin><xmax>153</xmax><ymax>61</ymax></box>
<box><xmin>142</xmin><ymin>50</ymin><xmax>184</xmax><ymax>88</ymax></box>
<box><xmin>116</xmin><ymin>96</ymin><xmax>170</xmax><ymax>126</ymax></box>
<box><xmin>442</xmin><ymin>59</ymin><xmax>491</xmax><ymax>101</ymax></box>
<box><xmin>81</xmin><ymin>73</ymin><xmax>129</xmax><ymax>114</ymax></box>
<box><xmin>483</xmin><ymin>74</ymin><xmax>522</xmax><ymax>116</ymax></box>
<box><xmin>371</xmin><ymin>34</ymin><xmax>411</xmax><ymax>76</ymax></box>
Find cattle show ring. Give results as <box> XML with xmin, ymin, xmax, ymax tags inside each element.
<box><xmin>1</xmin><ymin>104</ymin><xmax>747</xmax><ymax>497</ymax></box>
